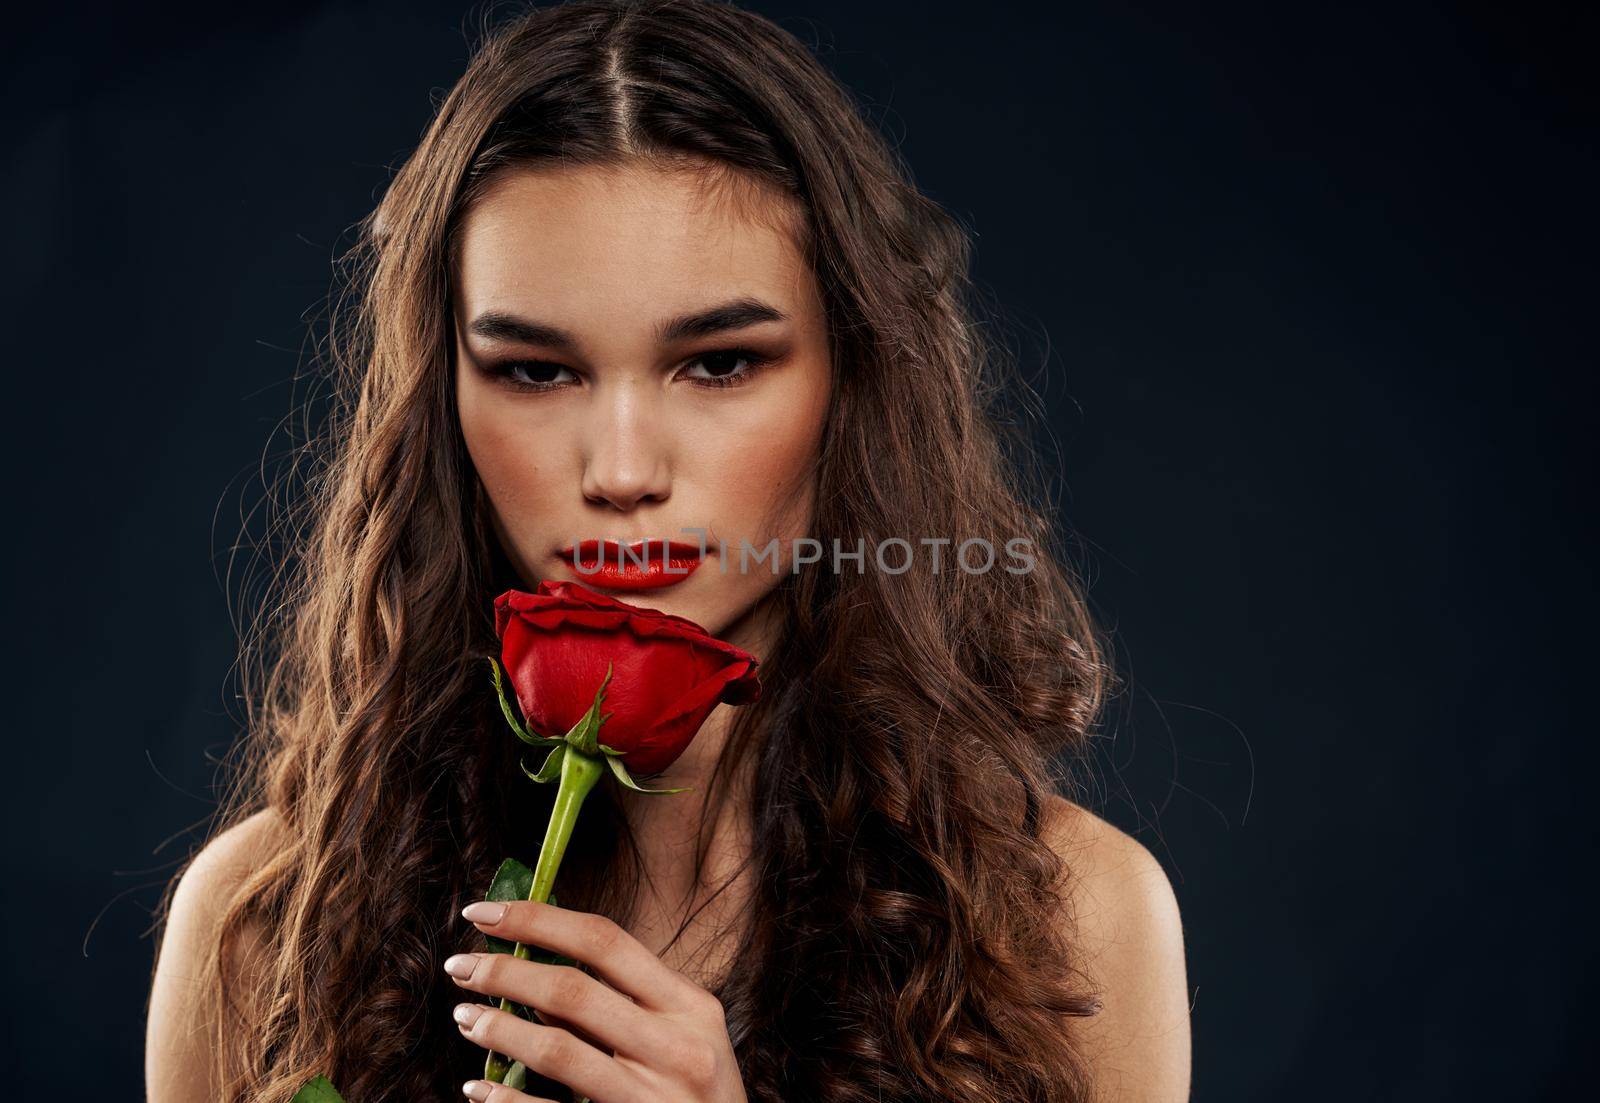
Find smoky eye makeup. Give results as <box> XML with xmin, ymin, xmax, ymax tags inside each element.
<box><xmin>676</xmin><ymin>346</ymin><xmax>780</xmax><ymax>389</ymax></box>
<box><xmin>477</xmin><ymin>345</ymin><xmax>782</xmax><ymax>394</ymax></box>
<box><xmin>478</xmin><ymin>359</ymin><xmax>574</xmax><ymax>391</ymax></box>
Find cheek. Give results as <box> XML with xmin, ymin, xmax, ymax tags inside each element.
<box><xmin>458</xmin><ymin>385</ymin><xmax>560</xmax><ymax>531</ymax></box>
<box><xmin>700</xmin><ymin>373</ymin><xmax>828</xmax><ymax>538</ymax></box>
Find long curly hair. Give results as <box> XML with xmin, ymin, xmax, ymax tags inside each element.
<box><xmin>150</xmin><ymin>2</ymin><xmax>1118</xmax><ymax>1099</ymax></box>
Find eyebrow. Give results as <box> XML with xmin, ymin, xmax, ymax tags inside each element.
<box><xmin>466</xmin><ymin>297</ymin><xmax>790</xmax><ymax>351</ymax></box>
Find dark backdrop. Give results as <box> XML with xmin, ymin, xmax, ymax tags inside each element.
<box><xmin>5</xmin><ymin>1</ymin><xmax>1592</xmax><ymax>1098</ymax></box>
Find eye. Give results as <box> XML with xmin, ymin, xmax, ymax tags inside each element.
<box><xmin>678</xmin><ymin>347</ymin><xmax>774</xmax><ymax>390</ymax></box>
<box><xmin>482</xmin><ymin>360</ymin><xmax>579</xmax><ymax>392</ymax></box>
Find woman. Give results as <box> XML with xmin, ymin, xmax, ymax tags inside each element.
<box><xmin>144</xmin><ymin>2</ymin><xmax>1190</xmax><ymax>1101</ymax></box>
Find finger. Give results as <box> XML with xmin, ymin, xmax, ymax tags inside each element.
<box><xmin>454</xmin><ymin>1001</ymin><xmax>640</xmax><ymax>1103</ymax></box>
<box><xmin>445</xmin><ymin>952</ymin><xmax>682</xmax><ymax>1068</ymax></box>
<box><xmin>531</xmin><ymin>1004</ymin><xmax>609</xmax><ymax>1054</ymax></box>
<box><xmin>463</xmin><ymin>899</ymin><xmax>703</xmax><ymax>1013</ymax></box>
<box><xmin>460</xmin><ymin>1079</ymin><xmax>559</xmax><ymax>1103</ymax></box>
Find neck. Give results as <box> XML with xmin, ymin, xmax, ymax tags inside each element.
<box><xmin>612</xmin><ymin>589</ymin><xmax>781</xmax><ymax>918</ymax></box>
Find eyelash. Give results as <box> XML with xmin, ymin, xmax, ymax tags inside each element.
<box><xmin>483</xmin><ymin>347</ymin><xmax>775</xmax><ymax>394</ymax></box>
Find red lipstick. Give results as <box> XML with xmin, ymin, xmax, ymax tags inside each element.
<box><xmin>557</xmin><ymin>538</ymin><xmax>704</xmax><ymax>591</ymax></box>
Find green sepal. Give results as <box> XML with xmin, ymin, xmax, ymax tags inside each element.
<box><xmin>564</xmin><ymin>661</ymin><xmax>615</xmax><ymax>756</ymax></box>
<box><xmin>521</xmin><ymin>743</ymin><xmax>567</xmax><ymax>784</ymax></box>
<box><xmin>291</xmin><ymin>1075</ymin><xmax>347</xmax><ymax>1103</ymax></box>
<box><xmin>606</xmin><ymin>752</ymin><xmax>693</xmax><ymax>795</ymax></box>
<box><xmin>486</xmin><ymin>656</ymin><xmax>563</xmax><ymax>747</ymax></box>
<box><xmin>597</xmin><ymin>742</ymin><xmax>625</xmax><ymax>757</ymax></box>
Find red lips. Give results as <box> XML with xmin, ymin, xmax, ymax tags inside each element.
<box><xmin>557</xmin><ymin>538</ymin><xmax>704</xmax><ymax>591</ymax></box>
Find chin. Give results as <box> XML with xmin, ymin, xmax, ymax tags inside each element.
<box><xmin>642</xmin><ymin>588</ymin><xmax>743</xmax><ymax>637</ymax></box>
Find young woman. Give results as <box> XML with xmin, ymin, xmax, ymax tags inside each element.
<box><xmin>144</xmin><ymin>2</ymin><xmax>1190</xmax><ymax>1101</ymax></box>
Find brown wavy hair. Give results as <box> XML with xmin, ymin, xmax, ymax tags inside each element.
<box><xmin>150</xmin><ymin>1</ymin><xmax>1118</xmax><ymax>1099</ymax></box>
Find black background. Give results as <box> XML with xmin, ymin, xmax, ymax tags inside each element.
<box><xmin>5</xmin><ymin>1</ymin><xmax>1593</xmax><ymax>1098</ymax></box>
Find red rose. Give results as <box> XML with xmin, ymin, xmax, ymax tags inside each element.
<box><xmin>492</xmin><ymin>580</ymin><xmax>762</xmax><ymax>778</ymax></box>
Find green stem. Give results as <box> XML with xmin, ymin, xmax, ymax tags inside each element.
<box><xmin>483</xmin><ymin>745</ymin><xmax>606</xmax><ymax>1084</ymax></box>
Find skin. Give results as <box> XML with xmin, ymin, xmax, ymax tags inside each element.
<box><xmin>146</xmin><ymin>160</ymin><xmax>1191</xmax><ymax>1103</ymax></box>
<box><xmin>1045</xmin><ymin>801</ymin><xmax>1193</xmax><ymax>1100</ymax></box>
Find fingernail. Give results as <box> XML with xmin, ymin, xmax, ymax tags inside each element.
<box><xmin>461</xmin><ymin>900</ymin><xmax>507</xmax><ymax>924</ymax></box>
<box><xmin>453</xmin><ymin>1002</ymin><xmax>483</xmax><ymax>1028</ymax></box>
<box><xmin>443</xmin><ymin>953</ymin><xmax>478</xmax><ymax>979</ymax></box>
<box><xmin>462</xmin><ymin>1079</ymin><xmax>491</xmax><ymax>1100</ymax></box>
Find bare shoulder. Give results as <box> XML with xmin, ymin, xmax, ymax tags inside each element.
<box><xmin>1042</xmin><ymin>795</ymin><xmax>1192</xmax><ymax>1102</ymax></box>
<box><xmin>181</xmin><ymin>807</ymin><xmax>284</xmax><ymax>891</ymax></box>
<box><xmin>162</xmin><ymin>807</ymin><xmax>284</xmax><ymax>949</ymax></box>
<box><xmin>1041</xmin><ymin>796</ymin><xmax>1177</xmax><ymax>918</ymax></box>
<box><xmin>146</xmin><ymin>808</ymin><xmax>284</xmax><ymax>1103</ymax></box>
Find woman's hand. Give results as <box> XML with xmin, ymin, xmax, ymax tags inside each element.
<box><xmin>444</xmin><ymin>898</ymin><xmax>747</xmax><ymax>1103</ymax></box>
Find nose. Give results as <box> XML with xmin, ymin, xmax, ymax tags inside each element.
<box><xmin>578</xmin><ymin>380</ymin><xmax>672</xmax><ymax>511</ymax></box>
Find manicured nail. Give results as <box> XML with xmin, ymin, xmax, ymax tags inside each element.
<box><xmin>443</xmin><ymin>953</ymin><xmax>478</xmax><ymax>979</ymax></box>
<box><xmin>461</xmin><ymin>900</ymin><xmax>507</xmax><ymax>924</ymax></box>
<box><xmin>462</xmin><ymin>1079</ymin><xmax>491</xmax><ymax>1100</ymax></box>
<box><xmin>453</xmin><ymin>1002</ymin><xmax>483</xmax><ymax>1028</ymax></box>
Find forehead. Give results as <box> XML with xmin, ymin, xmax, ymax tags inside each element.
<box><xmin>452</xmin><ymin>162</ymin><xmax>813</xmax><ymax>321</ymax></box>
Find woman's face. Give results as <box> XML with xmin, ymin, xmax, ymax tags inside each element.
<box><xmin>453</xmin><ymin>162</ymin><xmax>832</xmax><ymax>648</ymax></box>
